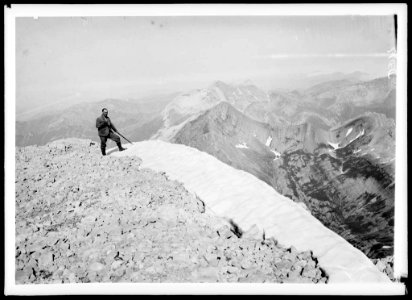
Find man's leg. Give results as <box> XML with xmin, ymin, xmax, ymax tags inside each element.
<box><xmin>109</xmin><ymin>132</ymin><xmax>126</xmax><ymax>151</ymax></box>
<box><xmin>99</xmin><ymin>136</ymin><xmax>108</xmax><ymax>156</ymax></box>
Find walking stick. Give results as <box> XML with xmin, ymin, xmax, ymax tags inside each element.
<box><xmin>115</xmin><ymin>130</ymin><xmax>134</xmax><ymax>145</ymax></box>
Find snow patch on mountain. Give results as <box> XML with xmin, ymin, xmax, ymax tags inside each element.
<box><xmin>328</xmin><ymin>142</ymin><xmax>340</xmax><ymax>150</ymax></box>
<box><xmin>152</xmin><ymin>114</ymin><xmax>201</xmax><ymax>141</ymax></box>
<box><xmin>271</xmin><ymin>149</ymin><xmax>281</xmax><ymax>161</ymax></box>
<box><xmin>161</xmin><ymin>88</ymin><xmax>223</xmax><ymax>129</ymax></box>
<box><xmin>235</xmin><ymin>142</ymin><xmax>249</xmax><ymax>149</ymax></box>
<box><xmin>113</xmin><ymin>140</ymin><xmax>391</xmax><ymax>283</ymax></box>
<box><xmin>271</xmin><ymin>149</ymin><xmax>281</xmax><ymax>157</ymax></box>
<box><xmin>347</xmin><ymin>128</ymin><xmax>365</xmax><ymax>145</ymax></box>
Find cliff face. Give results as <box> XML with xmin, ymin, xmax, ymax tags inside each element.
<box><xmin>272</xmin><ymin>147</ymin><xmax>394</xmax><ymax>259</ymax></box>
<box><xmin>15</xmin><ymin>139</ymin><xmax>327</xmax><ymax>284</ymax></box>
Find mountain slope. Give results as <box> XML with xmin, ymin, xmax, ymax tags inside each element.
<box><xmin>272</xmin><ymin>121</ymin><xmax>395</xmax><ymax>259</ymax></box>
<box><xmin>15</xmin><ymin>139</ymin><xmax>328</xmax><ymax>284</ymax></box>
<box><xmin>153</xmin><ymin>81</ymin><xmax>272</xmax><ymax>140</ymax></box>
<box><xmin>170</xmin><ymin>102</ymin><xmax>395</xmax><ymax>259</ymax></box>
<box><xmin>16</xmin><ymin>95</ymin><xmax>174</xmax><ymax>147</ymax></box>
<box><xmin>173</xmin><ymin>102</ymin><xmax>277</xmax><ymax>184</ymax></box>
<box><xmin>171</xmin><ymin>101</ymin><xmax>331</xmax><ymax>182</ymax></box>
<box><xmin>113</xmin><ymin>140</ymin><xmax>391</xmax><ymax>283</ymax></box>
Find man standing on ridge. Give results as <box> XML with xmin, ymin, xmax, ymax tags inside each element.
<box><xmin>96</xmin><ymin>108</ymin><xmax>126</xmax><ymax>156</ymax></box>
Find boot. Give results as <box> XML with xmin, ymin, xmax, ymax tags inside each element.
<box><xmin>117</xmin><ymin>142</ymin><xmax>126</xmax><ymax>152</ymax></box>
<box><xmin>101</xmin><ymin>148</ymin><xmax>106</xmax><ymax>156</ymax></box>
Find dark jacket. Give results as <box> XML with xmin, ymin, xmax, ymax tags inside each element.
<box><xmin>96</xmin><ymin>114</ymin><xmax>118</xmax><ymax>137</ymax></box>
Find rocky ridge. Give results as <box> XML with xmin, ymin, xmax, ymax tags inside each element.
<box><xmin>15</xmin><ymin>138</ymin><xmax>328</xmax><ymax>284</ymax></box>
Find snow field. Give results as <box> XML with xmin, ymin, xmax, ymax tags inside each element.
<box><xmin>113</xmin><ymin>140</ymin><xmax>390</xmax><ymax>283</ymax></box>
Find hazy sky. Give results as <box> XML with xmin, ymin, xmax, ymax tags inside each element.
<box><xmin>16</xmin><ymin>15</ymin><xmax>396</xmax><ymax>113</ymax></box>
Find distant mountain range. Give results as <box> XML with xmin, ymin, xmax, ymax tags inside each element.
<box><xmin>15</xmin><ymin>94</ymin><xmax>176</xmax><ymax>147</ymax></box>
<box><xmin>154</xmin><ymin>76</ymin><xmax>396</xmax><ymax>259</ymax></box>
<box><xmin>263</xmin><ymin>70</ymin><xmax>374</xmax><ymax>92</ymax></box>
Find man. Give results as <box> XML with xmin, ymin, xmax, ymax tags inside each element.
<box><xmin>96</xmin><ymin>108</ymin><xmax>126</xmax><ymax>156</ymax></box>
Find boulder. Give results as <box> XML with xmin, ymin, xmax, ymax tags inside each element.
<box><xmin>38</xmin><ymin>253</ymin><xmax>54</xmax><ymax>268</ymax></box>
<box><xmin>15</xmin><ymin>269</ymin><xmax>29</xmax><ymax>284</ymax></box>
<box><xmin>242</xmin><ymin>224</ymin><xmax>263</xmax><ymax>240</ymax></box>
<box><xmin>88</xmin><ymin>262</ymin><xmax>105</xmax><ymax>272</ymax></box>
<box><xmin>191</xmin><ymin>267</ymin><xmax>220</xmax><ymax>282</ymax></box>
<box><xmin>111</xmin><ymin>260</ymin><xmax>123</xmax><ymax>270</ymax></box>
<box><xmin>302</xmin><ymin>266</ymin><xmax>317</xmax><ymax>278</ymax></box>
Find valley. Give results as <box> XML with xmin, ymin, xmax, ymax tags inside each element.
<box><xmin>165</xmin><ymin>77</ymin><xmax>396</xmax><ymax>260</ymax></box>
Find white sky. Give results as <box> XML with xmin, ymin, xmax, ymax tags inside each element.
<box><xmin>16</xmin><ymin>15</ymin><xmax>396</xmax><ymax>113</ymax></box>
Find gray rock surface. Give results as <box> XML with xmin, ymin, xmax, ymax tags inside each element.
<box><xmin>15</xmin><ymin>138</ymin><xmax>328</xmax><ymax>284</ymax></box>
<box><xmin>372</xmin><ymin>256</ymin><xmax>395</xmax><ymax>281</ymax></box>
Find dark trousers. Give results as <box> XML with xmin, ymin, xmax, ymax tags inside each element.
<box><xmin>99</xmin><ymin>131</ymin><xmax>121</xmax><ymax>152</ymax></box>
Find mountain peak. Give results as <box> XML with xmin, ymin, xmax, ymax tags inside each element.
<box><xmin>240</xmin><ymin>79</ymin><xmax>255</xmax><ymax>86</ymax></box>
<box><xmin>15</xmin><ymin>138</ymin><xmax>329</xmax><ymax>284</ymax></box>
<box><xmin>211</xmin><ymin>80</ymin><xmax>230</xmax><ymax>88</ymax></box>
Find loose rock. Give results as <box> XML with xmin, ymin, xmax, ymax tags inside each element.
<box><xmin>15</xmin><ymin>139</ymin><xmax>329</xmax><ymax>284</ymax></box>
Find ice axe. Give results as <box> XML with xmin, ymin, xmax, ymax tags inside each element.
<box><xmin>114</xmin><ymin>130</ymin><xmax>134</xmax><ymax>145</ymax></box>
